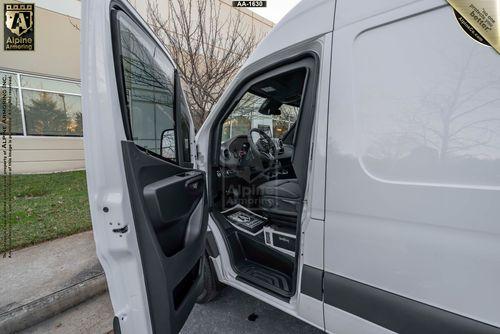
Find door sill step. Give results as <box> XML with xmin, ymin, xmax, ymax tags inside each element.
<box><xmin>236</xmin><ymin>263</ymin><xmax>293</xmax><ymax>298</ymax></box>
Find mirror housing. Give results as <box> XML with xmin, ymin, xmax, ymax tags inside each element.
<box><xmin>160</xmin><ymin>128</ymin><xmax>176</xmax><ymax>160</ymax></box>
<box><xmin>258</xmin><ymin>98</ymin><xmax>282</xmax><ymax>116</ymax></box>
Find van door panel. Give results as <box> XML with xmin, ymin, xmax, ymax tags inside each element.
<box><xmin>121</xmin><ymin>142</ymin><xmax>207</xmax><ymax>331</ymax></box>
<box><xmin>82</xmin><ymin>1</ymin><xmax>206</xmax><ymax>333</ymax></box>
<box><xmin>325</xmin><ymin>1</ymin><xmax>500</xmax><ymax>332</ymax></box>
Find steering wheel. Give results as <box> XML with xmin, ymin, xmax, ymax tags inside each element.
<box><xmin>247</xmin><ymin>128</ymin><xmax>277</xmax><ymax>162</ymax></box>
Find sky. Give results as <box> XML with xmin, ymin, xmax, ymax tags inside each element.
<box><xmin>249</xmin><ymin>0</ymin><xmax>302</xmax><ymax>23</ymax></box>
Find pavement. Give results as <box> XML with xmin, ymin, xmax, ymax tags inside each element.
<box><xmin>0</xmin><ymin>231</ymin><xmax>105</xmax><ymax>333</ymax></box>
<box><xmin>0</xmin><ymin>231</ymin><xmax>102</xmax><ymax>316</ymax></box>
<box><xmin>22</xmin><ymin>287</ymin><xmax>323</xmax><ymax>334</ymax></box>
<box><xmin>2</xmin><ymin>231</ymin><xmax>324</xmax><ymax>333</ymax></box>
<box><xmin>21</xmin><ymin>294</ymin><xmax>113</xmax><ymax>334</ymax></box>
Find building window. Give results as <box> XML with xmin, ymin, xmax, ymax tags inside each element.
<box><xmin>0</xmin><ymin>71</ymin><xmax>24</xmax><ymax>135</ymax></box>
<box><xmin>20</xmin><ymin>75</ymin><xmax>81</xmax><ymax>94</ymax></box>
<box><xmin>23</xmin><ymin>91</ymin><xmax>82</xmax><ymax>136</ymax></box>
<box><xmin>0</xmin><ymin>70</ymin><xmax>82</xmax><ymax>137</ymax></box>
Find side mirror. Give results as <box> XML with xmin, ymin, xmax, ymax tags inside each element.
<box><xmin>160</xmin><ymin>129</ymin><xmax>176</xmax><ymax>160</ymax></box>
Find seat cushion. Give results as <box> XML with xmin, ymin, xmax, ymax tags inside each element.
<box><xmin>257</xmin><ymin>179</ymin><xmax>302</xmax><ymax>225</ymax></box>
<box><xmin>257</xmin><ymin>179</ymin><xmax>301</xmax><ymax>199</ymax></box>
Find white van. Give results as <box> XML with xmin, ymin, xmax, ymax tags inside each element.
<box><xmin>81</xmin><ymin>0</ymin><xmax>500</xmax><ymax>333</ymax></box>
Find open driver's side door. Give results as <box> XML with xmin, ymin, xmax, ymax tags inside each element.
<box><xmin>81</xmin><ymin>1</ymin><xmax>207</xmax><ymax>333</ymax></box>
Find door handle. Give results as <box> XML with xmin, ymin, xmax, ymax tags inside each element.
<box><xmin>185</xmin><ymin>175</ymin><xmax>204</xmax><ymax>191</ymax></box>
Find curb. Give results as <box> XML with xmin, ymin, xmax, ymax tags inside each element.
<box><xmin>0</xmin><ymin>273</ymin><xmax>107</xmax><ymax>333</ymax></box>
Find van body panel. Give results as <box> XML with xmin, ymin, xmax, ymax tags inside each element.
<box><xmin>245</xmin><ymin>0</ymin><xmax>335</xmax><ymax>67</ymax></box>
<box><xmin>324</xmin><ymin>304</ymin><xmax>395</xmax><ymax>334</ymax></box>
<box><xmin>325</xmin><ymin>0</ymin><xmax>500</xmax><ymax>332</ymax></box>
<box><xmin>306</xmin><ymin>32</ymin><xmax>332</xmax><ymax>221</ymax></box>
<box><xmin>334</xmin><ymin>0</ymin><xmax>422</xmax><ymax>29</ymax></box>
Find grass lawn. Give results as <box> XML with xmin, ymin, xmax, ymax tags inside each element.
<box><xmin>0</xmin><ymin>170</ymin><xmax>91</xmax><ymax>252</ymax></box>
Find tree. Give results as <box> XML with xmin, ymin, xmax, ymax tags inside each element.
<box><xmin>24</xmin><ymin>92</ymin><xmax>69</xmax><ymax>135</ymax></box>
<box><xmin>73</xmin><ymin>111</ymin><xmax>83</xmax><ymax>135</ymax></box>
<box><xmin>147</xmin><ymin>0</ymin><xmax>263</xmax><ymax>129</ymax></box>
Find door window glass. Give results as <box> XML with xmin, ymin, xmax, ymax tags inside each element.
<box><xmin>116</xmin><ymin>12</ymin><xmax>177</xmax><ymax>160</ymax></box>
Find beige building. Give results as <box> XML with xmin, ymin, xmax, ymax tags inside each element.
<box><xmin>0</xmin><ymin>0</ymin><xmax>273</xmax><ymax>174</ymax></box>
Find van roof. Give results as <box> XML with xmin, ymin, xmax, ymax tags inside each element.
<box><xmin>245</xmin><ymin>0</ymin><xmax>335</xmax><ymax>65</ymax></box>
<box><xmin>245</xmin><ymin>0</ymin><xmax>422</xmax><ymax>65</ymax></box>
<box><xmin>334</xmin><ymin>0</ymin><xmax>421</xmax><ymax>29</ymax></box>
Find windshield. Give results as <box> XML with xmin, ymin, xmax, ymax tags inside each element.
<box><xmin>221</xmin><ymin>92</ymin><xmax>300</xmax><ymax>142</ymax></box>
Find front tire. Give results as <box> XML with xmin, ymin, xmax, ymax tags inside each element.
<box><xmin>196</xmin><ymin>253</ymin><xmax>223</xmax><ymax>304</ymax></box>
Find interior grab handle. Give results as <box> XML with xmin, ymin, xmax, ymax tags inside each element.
<box><xmin>185</xmin><ymin>174</ymin><xmax>204</xmax><ymax>191</ymax></box>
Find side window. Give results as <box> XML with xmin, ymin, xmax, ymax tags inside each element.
<box><xmin>115</xmin><ymin>11</ymin><xmax>177</xmax><ymax>161</ymax></box>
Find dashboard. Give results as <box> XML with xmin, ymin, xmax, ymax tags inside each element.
<box><xmin>220</xmin><ymin>135</ymin><xmax>293</xmax><ymax>169</ymax></box>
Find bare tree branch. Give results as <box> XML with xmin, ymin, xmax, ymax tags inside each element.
<box><xmin>147</xmin><ymin>0</ymin><xmax>263</xmax><ymax>129</ymax></box>
<box><xmin>68</xmin><ymin>16</ymin><xmax>80</xmax><ymax>31</ymax></box>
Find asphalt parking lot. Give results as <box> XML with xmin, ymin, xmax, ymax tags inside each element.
<box><xmin>182</xmin><ymin>287</ymin><xmax>322</xmax><ymax>334</ymax></box>
<box><xmin>23</xmin><ymin>286</ymin><xmax>323</xmax><ymax>333</ymax></box>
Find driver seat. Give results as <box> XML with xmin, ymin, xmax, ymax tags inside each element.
<box><xmin>257</xmin><ymin>178</ymin><xmax>302</xmax><ymax>228</ymax></box>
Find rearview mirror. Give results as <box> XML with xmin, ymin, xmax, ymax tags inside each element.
<box><xmin>258</xmin><ymin>98</ymin><xmax>282</xmax><ymax>116</ymax></box>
